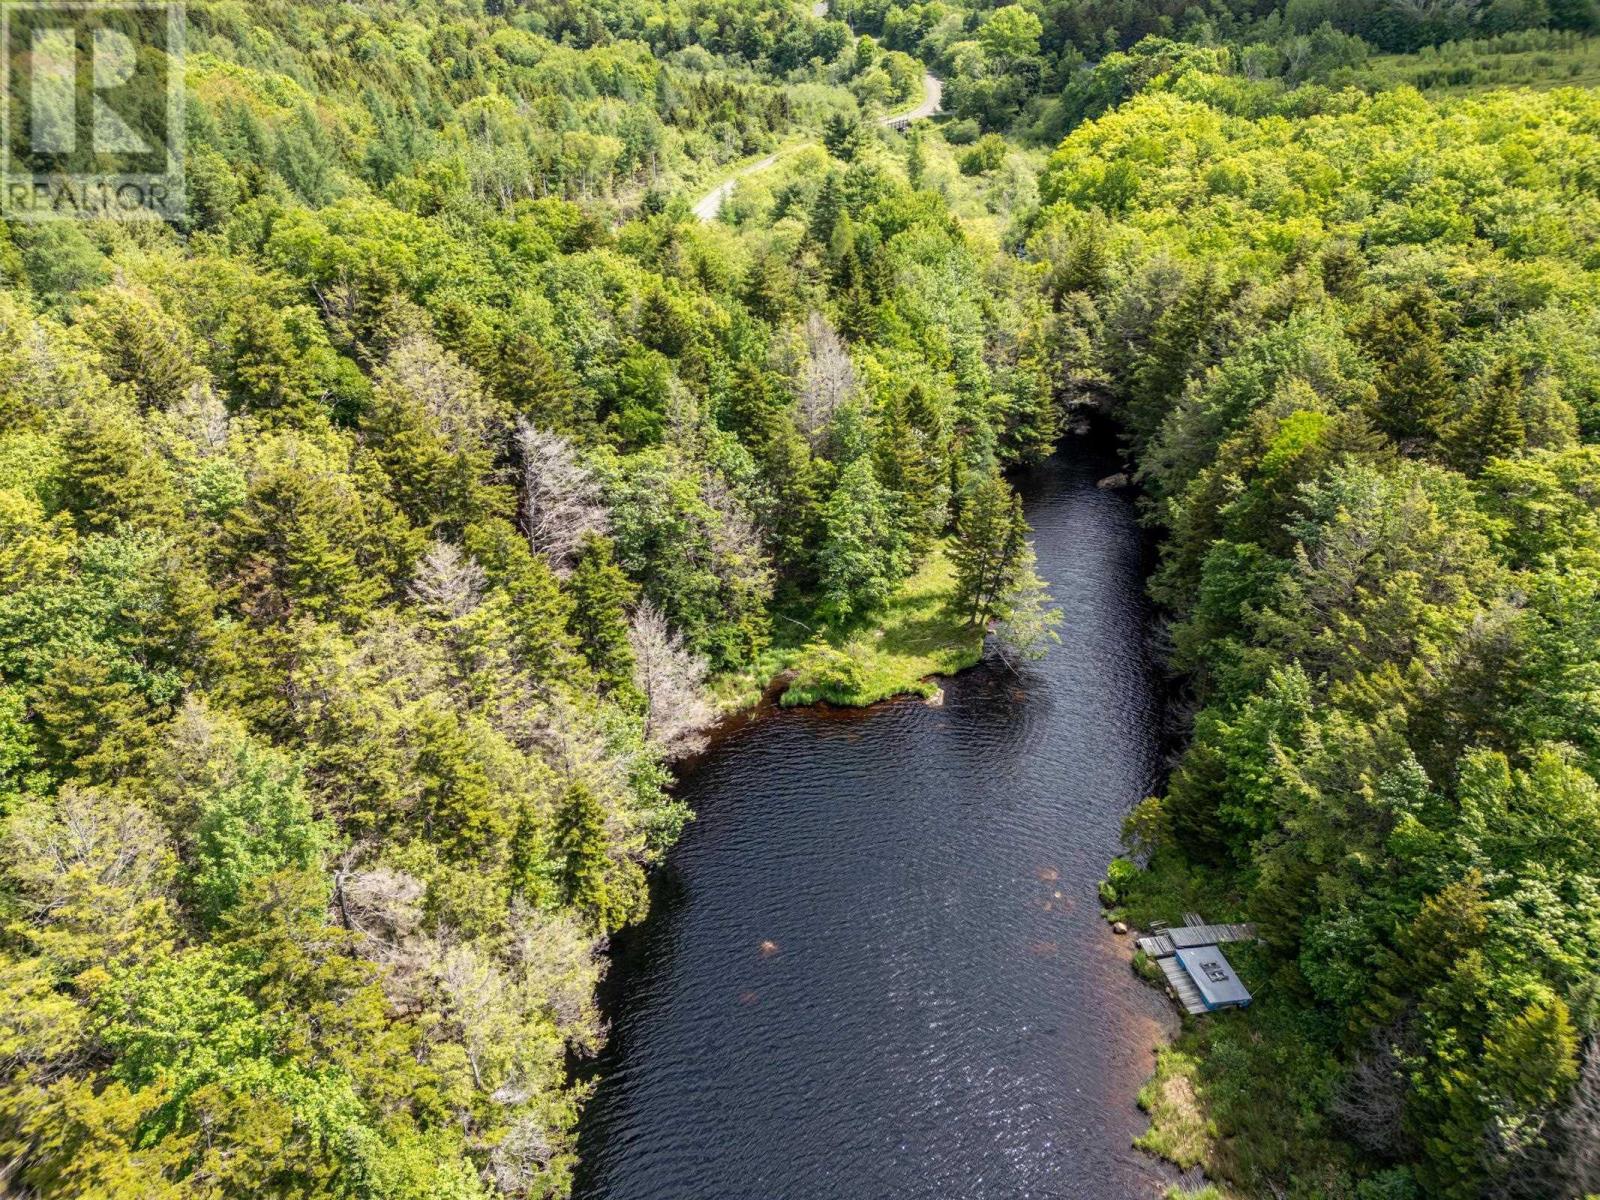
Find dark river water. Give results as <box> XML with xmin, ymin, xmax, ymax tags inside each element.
<box><xmin>573</xmin><ymin>437</ymin><xmax>1177</xmax><ymax>1200</ymax></box>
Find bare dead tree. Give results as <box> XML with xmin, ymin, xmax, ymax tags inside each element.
<box><xmin>516</xmin><ymin>419</ymin><xmax>610</xmax><ymax>573</ymax></box>
<box><xmin>1332</xmin><ymin>1021</ymin><xmax>1415</xmax><ymax>1162</ymax></box>
<box><xmin>408</xmin><ymin>539</ymin><xmax>486</xmax><ymax>620</ymax></box>
<box><xmin>699</xmin><ymin>470</ymin><xmax>766</xmax><ymax>574</ymax></box>
<box><xmin>336</xmin><ymin>865</ymin><xmax>434</xmax><ymax>1010</ymax></box>
<box><xmin>797</xmin><ymin>310</ymin><xmax>856</xmax><ymax>447</ymax></box>
<box><xmin>523</xmin><ymin>692</ymin><xmax>633</xmax><ymax>803</ymax></box>
<box><xmin>505</xmin><ymin>899</ymin><xmax>606</xmax><ymax>1055</ymax></box>
<box><xmin>992</xmin><ymin>546</ymin><xmax>1063</xmax><ymax>672</ymax></box>
<box><xmin>153</xmin><ymin>381</ymin><xmax>231</xmax><ymax>458</ymax></box>
<box><xmin>436</xmin><ymin>942</ymin><xmax>512</xmax><ymax>1092</ymax></box>
<box><xmin>1547</xmin><ymin>1036</ymin><xmax>1600</xmax><ymax>1198</ymax></box>
<box><xmin>380</xmin><ymin>331</ymin><xmax>501</xmax><ymax>452</ymax></box>
<box><xmin>487</xmin><ymin>1113</ymin><xmax>557</xmax><ymax>1195</ymax></box>
<box><xmin>628</xmin><ymin>601</ymin><xmax>714</xmax><ymax>760</ymax></box>
<box><xmin>3</xmin><ymin>786</ymin><xmax>173</xmax><ymax>926</ymax></box>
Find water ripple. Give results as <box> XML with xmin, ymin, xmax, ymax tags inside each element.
<box><xmin>575</xmin><ymin>441</ymin><xmax>1177</xmax><ymax>1200</ymax></box>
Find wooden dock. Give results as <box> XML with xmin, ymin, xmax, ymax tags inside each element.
<box><xmin>1135</xmin><ymin>915</ymin><xmax>1256</xmax><ymax>1016</ymax></box>
<box><xmin>1157</xmin><ymin>955</ymin><xmax>1208</xmax><ymax>1015</ymax></box>
<box><xmin>1136</xmin><ymin>918</ymin><xmax>1254</xmax><ymax>961</ymax></box>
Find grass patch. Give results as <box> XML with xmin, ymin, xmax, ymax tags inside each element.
<box><xmin>1137</xmin><ymin>1047</ymin><xmax>1211</xmax><ymax>1169</ymax></box>
<box><xmin>703</xmin><ymin>541</ymin><xmax>985</xmax><ymax>717</ymax></box>
<box><xmin>780</xmin><ymin>541</ymin><xmax>985</xmax><ymax>707</ymax></box>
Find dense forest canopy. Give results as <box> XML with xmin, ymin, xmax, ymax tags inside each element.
<box><xmin>1035</xmin><ymin>49</ymin><xmax>1600</xmax><ymax>1200</ymax></box>
<box><xmin>0</xmin><ymin>2</ymin><xmax>1047</xmax><ymax>1197</ymax></box>
<box><xmin>3</xmin><ymin>0</ymin><xmax>1600</xmax><ymax>1198</ymax></box>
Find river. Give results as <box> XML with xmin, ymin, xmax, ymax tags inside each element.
<box><xmin>573</xmin><ymin>435</ymin><xmax>1178</xmax><ymax>1200</ymax></box>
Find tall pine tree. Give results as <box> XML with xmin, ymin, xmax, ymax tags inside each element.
<box><xmin>552</xmin><ymin>781</ymin><xmax>620</xmax><ymax>932</ymax></box>
<box><xmin>951</xmin><ymin>472</ymin><xmax>1028</xmax><ymax>626</ymax></box>
<box><xmin>1451</xmin><ymin>360</ymin><xmax>1527</xmax><ymax>474</ymax></box>
<box><xmin>565</xmin><ymin>534</ymin><xmax>640</xmax><ymax>702</ymax></box>
<box><xmin>1358</xmin><ymin>287</ymin><xmax>1454</xmax><ymax>446</ymax></box>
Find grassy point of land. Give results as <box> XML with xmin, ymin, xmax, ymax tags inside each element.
<box><xmin>780</xmin><ymin>540</ymin><xmax>992</xmax><ymax>710</ymax></box>
<box><xmin>710</xmin><ymin>541</ymin><xmax>985</xmax><ymax>714</ymax></box>
<box><xmin>1136</xmin><ymin>1046</ymin><xmax>1212</xmax><ymax>1171</ymax></box>
<box><xmin>779</xmin><ymin>541</ymin><xmax>985</xmax><ymax>708</ymax></box>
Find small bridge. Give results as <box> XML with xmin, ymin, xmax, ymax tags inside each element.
<box><xmin>878</xmin><ymin>72</ymin><xmax>943</xmax><ymax>132</ymax></box>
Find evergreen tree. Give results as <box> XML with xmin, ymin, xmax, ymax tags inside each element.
<box><xmin>822</xmin><ymin>113</ymin><xmax>864</xmax><ymax>161</ymax></box>
<box><xmin>412</xmin><ymin>703</ymin><xmax>505</xmax><ymax>861</ymax></box>
<box><xmin>565</xmin><ymin>534</ymin><xmax>639</xmax><ymax>700</ymax></box>
<box><xmin>75</xmin><ymin>288</ymin><xmax>203</xmax><ymax>413</ymax></box>
<box><xmin>218</xmin><ymin>445</ymin><xmax>393</xmax><ymax>625</ymax></box>
<box><xmin>810</xmin><ymin>171</ymin><xmax>845</xmax><ymax>245</ymax></box>
<box><xmin>463</xmin><ymin>519</ymin><xmax>581</xmax><ymax>680</ymax></box>
<box><xmin>740</xmin><ymin>253</ymin><xmax>795</xmax><ymax>325</ymax></box>
<box><xmin>875</xmin><ymin>385</ymin><xmax>946</xmax><ymax>556</ymax></box>
<box><xmin>33</xmin><ymin>655</ymin><xmax>161</xmax><ymax>786</ymax></box>
<box><xmin>951</xmin><ymin>472</ymin><xmax>1028</xmax><ymax>625</ymax></box>
<box><xmin>450</xmin><ymin>316</ymin><xmax>584</xmax><ymax>436</ymax></box>
<box><xmin>56</xmin><ymin>403</ymin><xmax>181</xmax><ymax>536</ymax></box>
<box><xmin>1451</xmin><ymin>361</ymin><xmax>1527</xmax><ymax>473</ymax></box>
<box><xmin>1359</xmin><ymin>287</ymin><xmax>1454</xmax><ymax>445</ymax></box>
<box><xmin>992</xmin><ymin>546</ymin><xmax>1063</xmax><ymax>668</ymax></box>
<box><xmin>1127</xmin><ymin>266</ymin><xmax>1224</xmax><ymax>444</ymax></box>
<box><xmin>222</xmin><ymin>296</ymin><xmax>335</xmax><ymax>428</ymax></box>
<box><xmin>816</xmin><ymin>456</ymin><xmax>905</xmax><ymax>624</ymax></box>
<box><xmin>552</xmin><ymin>781</ymin><xmax>619</xmax><ymax>932</ymax></box>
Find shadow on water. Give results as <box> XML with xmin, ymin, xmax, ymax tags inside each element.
<box><xmin>574</xmin><ymin>431</ymin><xmax>1179</xmax><ymax>1200</ymax></box>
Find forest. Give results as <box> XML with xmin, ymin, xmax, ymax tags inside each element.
<box><xmin>2</xmin><ymin>0</ymin><xmax>1600</xmax><ymax>1197</ymax></box>
<box><xmin>1052</xmin><ymin>39</ymin><xmax>1600</xmax><ymax>1200</ymax></box>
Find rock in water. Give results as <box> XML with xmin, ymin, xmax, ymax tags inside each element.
<box><xmin>1097</xmin><ymin>473</ymin><xmax>1131</xmax><ymax>490</ymax></box>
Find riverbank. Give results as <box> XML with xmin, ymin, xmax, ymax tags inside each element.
<box><xmin>1100</xmin><ymin>845</ymin><xmax>1358</xmax><ymax>1199</ymax></box>
<box><xmin>781</xmin><ymin>541</ymin><xmax>983</xmax><ymax>707</ymax></box>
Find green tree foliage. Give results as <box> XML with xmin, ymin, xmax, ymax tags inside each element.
<box><xmin>552</xmin><ymin>782</ymin><xmax>633</xmax><ymax>932</ymax></box>
<box><xmin>951</xmin><ymin>472</ymin><xmax>1028</xmax><ymax>625</ymax></box>
<box><xmin>154</xmin><ymin>702</ymin><xmax>328</xmax><ymax>926</ymax></box>
<box><xmin>217</xmin><ymin>436</ymin><xmax>404</xmax><ymax>626</ymax></box>
<box><xmin>565</xmin><ymin>534</ymin><xmax>640</xmax><ymax>701</ymax></box>
<box><xmin>1356</xmin><ymin>287</ymin><xmax>1455</xmax><ymax>446</ymax></box>
<box><xmin>1031</xmin><ymin>58</ymin><xmax>1600</xmax><ymax>1200</ymax></box>
<box><xmin>0</xmin><ymin>0</ymin><xmax>1048</xmax><ymax>1180</ymax></box>
<box><xmin>44</xmin><ymin>0</ymin><xmax>1600</xmax><ymax>1193</ymax></box>
<box><xmin>817</xmin><ymin>456</ymin><xmax>907</xmax><ymax>623</ymax></box>
<box><xmin>32</xmin><ymin>655</ymin><xmax>163</xmax><ymax>787</ymax></box>
<box><xmin>56</xmin><ymin>402</ymin><xmax>181</xmax><ymax>536</ymax></box>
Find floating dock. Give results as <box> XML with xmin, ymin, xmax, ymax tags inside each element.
<box><xmin>1136</xmin><ymin>914</ymin><xmax>1256</xmax><ymax>1017</ymax></box>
